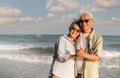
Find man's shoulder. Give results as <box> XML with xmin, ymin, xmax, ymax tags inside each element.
<box><xmin>90</xmin><ymin>30</ymin><xmax>103</xmax><ymax>39</ymax></box>
<box><xmin>94</xmin><ymin>30</ymin><xmax>102</xmax><ymax>36</ymax></box>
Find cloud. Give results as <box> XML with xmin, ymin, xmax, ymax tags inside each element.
<box><xmin>0</xmin><ymin>6</ymin><xmax>42</xmax><ymax>23</ymax></box>
<box><xmin>94</xmin><ymin>0</ymin><xmax>119</xmax><ymax>8</ymax></box>
<box><xmin>0</xmin><ymin>6</ymin><xmax>21</xmax><ymax>17</ymax></box>
<box><xmin>46</xmin><ymin>0</ymin><xmax>65</xmax><ymax>11</ymax></box>
<box><xmin>79</xmin><ymin>1</ymin><xmax>107</xmax><ymax>13</ymax></box>
<box><xmin>91</xmin><ymin>7</ymin><xmax>106</xmax><ymax>12</ymax></box>
<box><xmin>47</xmin><ymin>13</ymin><xmax>55</xmax><ymax>18</ymax></box>
<box><xmin>19</xmin><ymin>17</ymin><xmax>42</xmax><ymax>22</ymax></box>
<box><xmin>8</xmin><ymin>24</ymin><xmax>16</xmax><ymax>27</ymax></box>
<box><xmin>0</xmin><ymin>17</ymin><xmax>18</xmax><ymax>23</ymax></box>
<box><xmin>46</xmin><ymin>0</ymin><xmax>53</xmax><ymax>9</ymax></box>
<box><xmin>96</xmin><ymin>17</ymin><xmax>120</xmax><ymax>25</ymax></box>
<box><xmin>112</xmin><ymin>17</ymin><xmax>120</xmax><ymax>21</ymax></box>
<box><xmin>48</xmin><ymin>5</ymin><xmax>65</xmax><ymax>12</ymax></box>
<box><xmin>46</xmin><ymin>0</ymin><xmax>80</xmax><ymax>12</ymax></box>
<box><xmin>57</xmin><ymin>0</ymin><xmax>80</xmax><ymax>10</ymax></box>
<box><xmin>46</xmin><ymin>0</ymin><xmax>119</xmax><ymax>13</ymax></box>
<box><xmin>80</xmin><ymin>6</ymin><xmax>106</xmax><ymax>13</ymax></box>
<box><xmin>79</xmin><ymin>0</ymin><xmax>120</xmax><ymax>13</ymax></box>
<box><xmin>96</xmin><ymin>20</ymin><xmax>113</xmax><ymax>25</ymax></box>
<box><xmin>59</xmin><ymin>13</ymin><xmax>77</xmax><ymax>22</ymax></box>
<box><xmin>0</xmin><ymin>17</ymin><xmax>42</xmax><ymax>23</ymax></box>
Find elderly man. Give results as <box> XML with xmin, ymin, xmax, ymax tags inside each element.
<box><xmin>76</xmin><ymin>12</ymin><xmax>103</xmax><ymax>78</ymax></box>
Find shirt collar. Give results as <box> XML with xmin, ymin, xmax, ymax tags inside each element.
<box><xmin>81</xmin><ymin>28</ymin><xmax>95</xmax><ymax>40</ymax></box>
<box><xmin>64</xmin><ymin>35</ymin><xmax>75</xmax><ymax>44</ymax></box>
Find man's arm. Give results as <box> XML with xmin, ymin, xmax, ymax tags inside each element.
<box><xmin>76</xmin><ymin>48</ymin><xmax>99</xmax><ymax>61</ymax></box>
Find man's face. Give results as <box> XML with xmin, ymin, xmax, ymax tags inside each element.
<box><xmin>79</xmin><ymin>14</ymin><xmax>93</xmax><ymax>32</ymax></box>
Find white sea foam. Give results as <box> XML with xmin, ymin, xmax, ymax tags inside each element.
<box><xmin>100</xmin><ymin>65</ymin><xmax>120</xmax><ymax>69</ymax></box>
<box><xmin>100</xmin><ymin>50</ymin><xmax>120</xmax><ymax>69</ymax></box>
<box><xmin>0</xmin><ymin>48</ymin><xmax>119</xmax><ymax>69</ymax></box>
<box><xmin>0</xmin><ymin>44</ymin><xmax>120</xmax><ymax>58</ymax></box>
<box><xmin>102</xmin><ymin>50</ymin><xmax>120</xmax><ymax>58</ymax></box>
<box><xmin>0</xmin><ymin>44</ymin><xmax>49</xmax><ymax>51</ymax></box>
<box><xmin>0</xmin><ymin>53</ymin><xmax>119</xmax><ymax>69</ymax></box>
<box><xmin>0</xmin><ymin>54</ymin><xmax>53</xmax><ymax>64</ymax></box>
<box><xmin>0</xmin><ymin>44</ymin><xmax>33</xmax><ymax>50</ymax></box>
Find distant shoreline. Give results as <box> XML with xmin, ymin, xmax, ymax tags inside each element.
<box><xmin>0</xmin><ymin>34</ymin><xmax>119</xmax><ymax>36</ymax></box>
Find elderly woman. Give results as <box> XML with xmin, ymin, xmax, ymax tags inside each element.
<box><xmin>49</xmin><ymin>20</ymin><xmax>81</xmax><ymax>78</ymax></box>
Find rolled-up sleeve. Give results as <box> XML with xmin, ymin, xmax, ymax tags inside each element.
<box><xmin>55</xmin><ymin>37</ymin><xmax>70</xmax><ymax>63</ymax></box>
<box><xmin>95</xmin><ymin>36</ymin><xmax>103</xmax><ymax>58</ymax></box>
<box><xmin>89</xmin><ymin>33</ymin><xmax>103</xmax><ymax>58</ymax></box>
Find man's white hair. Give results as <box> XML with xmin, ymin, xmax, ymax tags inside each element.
<box><xmin>79</xmin><ymin>11</ymin><xmax>93</xmax><ymax>19</ymax></box>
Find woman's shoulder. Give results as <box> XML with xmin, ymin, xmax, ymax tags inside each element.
<box><xmin>59</xmin><ymin>35</ymin><xmax>67</xmax><ymax>39</ymax></box>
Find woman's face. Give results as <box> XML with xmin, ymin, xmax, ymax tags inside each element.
<box><xmin>69</xmin><ymin>24</ymin><xmax>80</xmax><ymax>39</ymax></box>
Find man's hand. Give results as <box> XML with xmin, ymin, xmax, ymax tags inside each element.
<box><xmin>76</xmin><ymin>48</ymin><xmax>85</xmax><ymax>57</ymax></box>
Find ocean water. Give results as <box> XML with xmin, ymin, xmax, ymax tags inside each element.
<box><xmin>0</xmin><ymin>35</ymin><xmax>119</xmax><ymax>78</ymax></box>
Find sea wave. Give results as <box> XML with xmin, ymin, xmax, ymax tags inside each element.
<box><xmin>100</xmin><ymin>65</ymin><xmax>120</xmax><ymax>69</ymax></box>
<box><xmin>0</xmin><ymin>44</ymin><xmax>53</xmax><ymax>51</ymax></box>
<box><xmin>0</xmin><ymin>53</ymin><xmax>119</xmax><ymax>69</ymax></box>
<box><xmin>0</xmin><ymin>50</ymin><xmax>119</xmax><ymax>69</ymax></box>
<box><xmin>0</xmin><ymin>44</ymin><xmax>119</xmax><ymax>58</ymax></box>
<box><xmin>0</xmin><ymin>54</ymin><xmax>53</xmax><ymax>64</ymax></box>
<box><xmin>102</xmin><ymin>50</ymin><xmax>120</xmax><ymax>58</ymax></box>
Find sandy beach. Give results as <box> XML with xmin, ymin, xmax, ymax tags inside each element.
<box><xmin>0</xmin><ymin>58</ymin><xmax>119</xmax><ymax>78</ymax></box>
<box><xmin>0</xmin><ymin>59</ymin><xmax>50</xmax><ymax>78</ymax></box>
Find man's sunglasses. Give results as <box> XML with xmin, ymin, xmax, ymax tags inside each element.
<box><xmin>79</xmin><ymin>19</ymin><xmax>91</xmax><ymax>23</ymax></box>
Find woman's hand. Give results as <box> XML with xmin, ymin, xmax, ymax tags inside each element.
<box><xmin>68</xmin><ymin>55</ymin><xmax>77</xmax><ymax>60</ymax></box>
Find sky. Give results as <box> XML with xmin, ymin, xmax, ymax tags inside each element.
<box><xmin>0</xmin><ymin>0</ymin><xmax>120</xmax><ymax>35</ymax></box>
